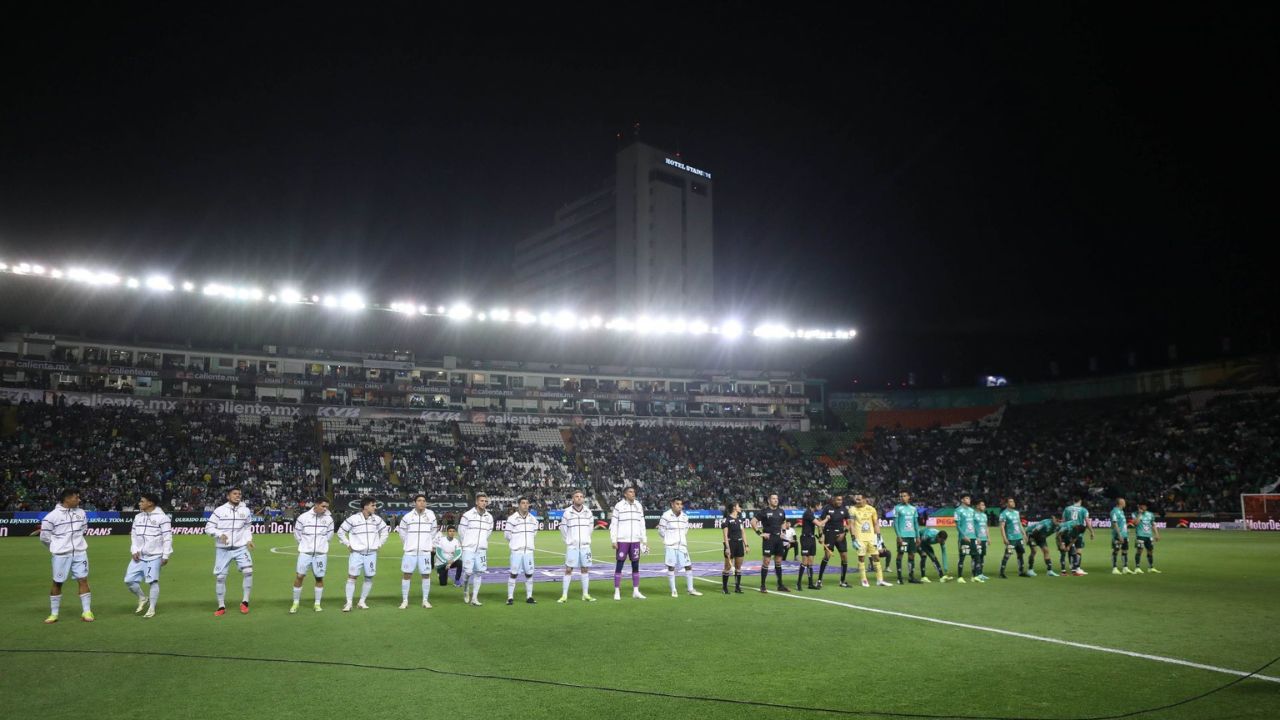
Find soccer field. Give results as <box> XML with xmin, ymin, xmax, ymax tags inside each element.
<box><xmin>1</xmin><ymin>529</ymin><xmax>1277</xmax><ymax>720</ymax></box>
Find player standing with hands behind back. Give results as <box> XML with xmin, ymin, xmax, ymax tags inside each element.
<box><xmin>721</xmin><ymin>500</ymin><xmax>749</xmax><ymax>594</ymax></box>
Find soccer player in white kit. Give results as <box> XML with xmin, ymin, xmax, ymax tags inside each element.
<box><xmin>291</xmin><ymin>497</ymin><xmax>333</xmax><ymax>613</ymax></box>
<box><xmin>338</xmin><ymin>496</ymin><xmax>389</xmax><ymax>611</ymax></box>
<box><xmin>40</xmin><ymin>488</ymin><xmax>93</xmax><ymax>623</ymax></box>
<box><xmin>204</xmin><ymin>487</ymin><xmax>255</xmax><ymax>616</ymax></box>
<box><xmin>458</xmin><ymin>493</ymin><xmax>494</xmax><ymax>606</ymax></box>
<box><xmin>125</xmin><ymin>492</ymin><xmax>172</xmax><ymax>618</ymax></box>
<box><xmin>397</xmin><ymin>493</ymin><xmax>439</xmax><ymax>609</ymax></box>
<box><xmin>658</xmin><ymin>498</ymin><xmax>703</xmax><ymax>598</ymax></box>
<box><xmin>505</xmin><ymin>497</ymin><xmax>539</xmax><ymax>605</ymax></box>
<box><xmin>559</xmin><ymin>490</ymin><xmax>597</xmax><ymax>603</ymax></box>
<box><xmin>610</xmin><ymin>486</ymin><xmax>650</xmax><ymax>601</ymax></box>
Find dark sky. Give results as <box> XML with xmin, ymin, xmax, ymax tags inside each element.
<box><xmin>1</xmin><ymin>5</ymin><xmax>1276</xmax><ymax>388</ymax></box>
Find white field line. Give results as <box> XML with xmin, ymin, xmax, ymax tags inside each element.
<box><xmin>692</xmin><ymin>577</ymin><xmax>1280</xmax><ymax>684</ymax></box>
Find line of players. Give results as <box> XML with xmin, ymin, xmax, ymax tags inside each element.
<box><xmin>35</xmin><ymin>485</ymin><xmax>1162</xmax><ymax>622</ymax></box>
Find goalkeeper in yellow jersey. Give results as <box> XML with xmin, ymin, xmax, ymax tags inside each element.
<box><xmin>851</xmin><ymin>494</ymin><xmax>892</xmax><ymax>588</ymax></box>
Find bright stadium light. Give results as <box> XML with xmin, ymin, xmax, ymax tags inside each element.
<box><xmin>477</xmin><ymin>312</ymin><xmax>487</xmax><ymax>321</ymax></box>
<box><xmin>14</xmin><ymin>263</ymin><xmax>31</xmax><ymax>274</ymax></box>
<box><xmin>50</xmin><ymin>268</ymin><xmax>64</xmax><ymax>278</ymax></box>
<box><xmin>554</xmin><ymin>310</ymin><xmax>576</xmax><ymax>329</ymax></box>
<box><xmin>203</xmin><ymin>283</ymin><xmax>223</xmax><ymax>296</ymax></box>
<box><xmin>31</xmin><ymin>264</ymin><xmax>46</xmax><ymax>275</ymax></box>
<box><xmin>590</xmin><ymin>315</ymin><xmax>603</xmax><ymax>328</ymax></box>
<box><xmin>514</xmin><ymin>309</ymin><xmax>536</xmax><ymax>325</ymax></box>
<box><xmin>0</xmin><ymin>262</ymin><xmax>8</xmax><ymax>271</ymax></box>
<box><xmin>689</xmin><ymin>319</ymin><xmax>709</xmax><ymax>335</ymax></box>
<box><xmin>448</xmin><ymin>303</ymin><xmax>473</xmax><ymax>321</ymax></box>
<box><xmin>311</xmin><ymin>294</ymin><xmax>320</xmax><ymax>303</ymax></box>
<box><xmin>436</xmin><ymin>305</ymin><xmax>446</xmax><ymax>314</ymax></box>
<box><xmin>280</xmin><ymin>288</ymin><xmax>303</xmax><ymax>304</ymax></box>
<box><xmin>720</xmin><ymin>320</ymin><xmax>744</xmax><ymax>339</ymax></box>
<box><xmin>145</xmin><ymin>275</ymin><xmax>174</xmax><ymax>292</ymax></box>
<box><xmin>322</xmin><ymin>294</ymin><xmax>338</xmax><ymax>308</ymax></box>
<box><xmin>417</xmin><ymin>305</ymin><xmax>428</xmax><ymax>314</ymax></box>
<box><xmin>125</xmin><ymin>277</ymin><xmax>141</xmax><ymax>289</ymax></box>
<box><xmin>339</xmin><ymin>292</ymin><xmax>365</xmax><ymax>311</ymax></box>
<box><xmin>753</xmin><ymin>323</ymin><xmax>792</xmax><ymax>339</ymax></box>
<box><xmin>267</xmin><ymin>294</ymin><xmax>278</xmax><ymax>303</ymax></box>
<box><xmin>96</xmin><ymin>272</ymin><xmax>121</xmax><ymax>286</ymax></box>
<box><xmin>389</xmin><ymin>301</ymin><xmax>416</xmax><ymax>315</ymax></box>
<box><xmin>489</xmin><ymin>308</ymin><xmax>511</xmax><ymax>322</ymax></box>
<box><xmin>181</xmin><ymin>281</ymin><xmax>195</xmax><ymax>292</ymax></box>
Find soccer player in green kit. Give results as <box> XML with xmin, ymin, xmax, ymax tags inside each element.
<box><xmin>1024</xmin><ymin>515</ymin><xmax>1060</xmax><ymax>576</ymax></box>
<box><xmin>1132</xmin><ymin>500</ymin><xmax>1162</xmax><ymax>573</ymax></box>
<box><xmin>974</xmin><ymin>500</ymin><xmax>991</xmax><ymax>581</ymax></box>
<box><xmin>953</xmin><ymin>494</ymin><xmax>981</xmax><ymax>584</ymax></box>
<box><xmin>892</xmin><ymin>491</ymin><xmax>923</xmax><ymax>584</ymax></box>
<box><xmin>1110</xmin><ymin>497</ymin><xmax>1133</xmax><ymax>574</ymax></box>
<box><xmin>998</xmin><ymin>498</ymin><xmax>1029</xmax><ymax>578</ymax></box>
<box><xmin>1057</xmin><ymin>518</ymin><xmax>1088</xmax><ymax>576</ymax></box>
<box><xmin>1061</xmin><ymin>495</ymin><xmax>1094</xmax><ymax>573</ymax></box>
<box><xmin>918</xmin><ymin>527</ymin><xmax>949</xmax><ymax>582</ymax></box>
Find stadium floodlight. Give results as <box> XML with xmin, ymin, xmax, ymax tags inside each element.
<box><xmin>311</xmin><ymin>294</ymin><xmax>320</xmax><ymax>303</ymax></box>
<box><xmin>279</xmin><ymin>288</ymin><xmax>303</xmax><ymax>304</ymax></box>
<box><xmin>436</xmin><ymin>305</ymin><xmax>446</xmax><ymax>314</ymax></box>
<box><xmin>538</xmin><ymin>311</ymin><xmax>553</xmax><ymax>326</ymax></box>
<box><xmin>145</xmin><ymin>275</ymin><xmax>174</xmax><ymax>292</ymax></box>
<box><xmin>753</xmin><ymin>323</ymin><xmax>792</xmax><ymax>339</ymax></box>
<box><xmin>689</xmin><ymin>319</ymin><xmax>709</xmax><ymax>335</ymax></box>
<box><xmin>125</xmin><ymin>277</ymin><xmax>141</xmax><ymax>289</ymax></box>
<box><xmin>96</xmin><ymin>272</ymin><xmax>121</xmax><ymax>286</ymax></box>
<box><xmin>447</xmin><ymin>303</ymin><xmax>473</xmax><ymax>321</ymax></box>
<box><xmin>31</xmin><ymin>264</ymin><xmax>46</xmax><ymax>275</ymax></box>
<box><xmin>606</xmin><ymin>316</ymin><xmax>634</xmax><ymax>332</ymax></box>
<box><xmin>203</xmin><ymin>283</ymin><xmax>223</xmax><ymax>296</ymax></box>
<box><xmin>514</xmin><ymin>309</ymin><xmax>536</xmax><ymax>325</ymax></box>
<box><xmin>267</xmin><ymin>294</ymin><xmax>278</xmax><ymax>303</ymax></box>
<box><xmin>339</xmin><ymin>292</ymin><xmax>365</xmax><ymax>311</ymax></box>
<box><xmin>0</xmin><ymin>262</ymin><xmax>7</xmax><ymax>271</ymax></box>
<box><xmin>182</xmin><ymin>281</ymin><xmax>195</xmax><ymax>292</ymax></box>
<box><xmin>590</xmin><ymin>315</ymin><xmax>603</xmax><ymax>328</ymax></box>
<box><xmin>389</xmin><ymin>301</ymin><xmax>416</xmax><ymax>315</ymax></box>
<box><xmin>489</xmin><ymin>308</ymin><xmax>511</xmax><ymax>322</ymax></box>
<box><xmin>322</xmin><ymin>294</ymin><xmax>338</xmax><ymax>308</ymax></box>
<box><xmin>417</xmin><ymin>305</ymin><xmax>428</xmax><ymax>314</ymax></box>
<box><xmin>49</xmin><ymin>268</ymin><xmax>63</xmax><ymax>278</ymax></box>
<box><xmin>477</xmin><ymin>312</ymin><xmax>487</xmax><ymax>321</ymax></box>
<box><xmin>719</xmin><ymin>320</ymin><xmax>744</xmax><ymax>339</ymax></box>
<box><xmin>14</xmin><ymin>263</ymin><xmax>31</xmax><ymax>274</ymax></box>
<box><xmin>554</xmin><ymin>310</ymin><xmax>576</xmax><ymax>329</ymax></box>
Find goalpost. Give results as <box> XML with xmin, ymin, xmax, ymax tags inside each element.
<box><xmin>1240</xmin><ymin>494</ymin><xmax>1280</xmax><ymax>531</ymax></box>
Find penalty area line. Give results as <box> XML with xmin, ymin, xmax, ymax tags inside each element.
<box><xmin>693</xmin><ymin>577</ymin><xmax>1280</xmax><ymax>685</ymax></box>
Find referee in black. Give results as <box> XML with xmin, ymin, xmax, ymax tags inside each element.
<box><xmin>797</xmin><ymin>498</ymin><xmax>826</xmax><ymax>591</ymax></box>
<box><xmin>721</xmin><ymin>500</ymin><xmax>748</xmax><ymax>593</ymax></box>
<box><xmin>752</xmin><ymin>493</ymin><xmax>791</xmax><ymax>593</ymax></box>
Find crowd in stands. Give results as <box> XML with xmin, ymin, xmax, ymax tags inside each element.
<box><xmin>0</xmin><ymin>400</ymin><xmax>322</xmax><ymax>513</ymax></box>
<box><xmin>837</xmin><ymin>390</ymin><xmax>1280</xmax><ymax>517</ymax></box>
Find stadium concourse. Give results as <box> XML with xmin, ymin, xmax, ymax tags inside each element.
<box><xmin>2</xmin><ymin>386</ymin><xmax>1278</xmax><ymax>519</ymax></box>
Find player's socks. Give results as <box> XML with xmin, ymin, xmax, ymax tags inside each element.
<box><xmin>293</xmin><ymin>586</ymin><xmax>303</xmax><ymax>604</ymax></box>
<box><xmin>761</xmin><ymin>564</ymin><xmax>769</xmax><ymax>588</ymax></box>
<box><xmin>858</xmin><ymin>561</ymin><xmax>867</xmax><ymax>585</ymax></box>
<box><xmin>580</xmin><ymin>573</ymin><xmax>590</xmax><ymax>597</ymax></box>
<box><xmin>1121</xmin><ymin>551</ymin><xmax>1128</xmax><ymax>569</ymax></box>
<box><xmin>360</xmin><ymin>579</ymin><xmax>373</xmax><ymax>603</ymax></box>
<box><xmin>774</xmin><ymin>564</ymin><xmax>784</xmax><ymax>586</ymax></box>
<box><xmin>896</xmin><ymin>554</ymin><xmax>903</xmax><ymax>582</ymax></box>
<box><xmin>818</xmin><ymin>559</ymin><xmax>828</xmax><ymax>581</ymax></box>
<box><xmin>127</xmin><ymin>581</ymin><xmax>144</xmax><ymax>600</ymax></box>
<box><xmin>345</xmin><ymin>579</ymin><xmax>356</xmax><ymax>605</ymax></box>
<box><xmin>403</xmin><ymin>579</ymin><xmax>412</xmax><ymax>604</ymax></box>
<box><xmin>314</xmin><ymin>586</ymin><xmax>323</xmax><ymax>605</ymax></box>
<box><xmin>723</xmin><ymin>573</ymin><xmax>730</xmax><ymax>592</ymax></box>
<box><xmin>525</xmin><ymin>576</ymin><xmax>534</xmax><ymax>599</ymax></box>
<box><xmin>734</xmin><ymin>572</ymin><xmax>741</xmax><ymax>591</ymax></box>
<box><xmin>1059</xmin><ymin>551</ymin><xmax>1067</xmax><ymax>572</ymax></box>
<box><xmin>668</xmin><ymin>570</ymin><xmax>678</xmax><ymax>594</ymax></box>
<box><xmin>562</xmin><ymin>574</ymin><xmax>572</xmax><ymax>597</ymax></box>
<box><xmin>507</xmin><ymin>576</ymin><xmax>517</xmax><ymax>601</ymax></box>
<box><xmin>908</xmin><ymin>558</ymin><xmax>915</xmax><ymax>580</ymax></box>
<box><xmin>149</xmin><ymin>582</ymin><xmax>159</xmax><ymax>610</ymax></box>
<box><xmin>471</xmin><ymin>576</ymin><xmax>483</xmax><ymax>602</ymax></box>
<box><xmin>423</xmin><ymin>578</ymin><xmax>432</xmax><ymax>603</ymax></box>
<box><xmin>216</xmin><ymin>578</ymin><xmax>227</xmax><ymax>607</ymax></box>
<box><xmin>50</xmin><ymin>594</ymin><xmax>61</xmax><ymax>616</ymax></box>
<box><xmin>242</xmin><ymin>574</ymin><xmax>253</xmax><ymax>604</ymax></box>
<box><xmin>840</xmin><ymin>563</ymin><xmax>848</xmax><ymax>583</ymax></box>
<box><xmin>79</xmin><ymin>592</ymin><xmax>92</xmax><ymax>614</ymax></box>
<box><xmin>796</xmin><ymin>566</ymin><xmax>804</xmax><ymax>586</ymax></box>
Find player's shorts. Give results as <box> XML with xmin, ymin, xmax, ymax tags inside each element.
<box><xmin>800</xmin><ymin>536</ymin><xmax>817</xmax><ymax>556</ymax></box>
<box><xmin>509</xmin><ymin>550</ymin><xmax>535</xmax><ymax>576</ymax></box>
<box><xmin>123</xmin><ymin>556</ymin><xmax>162</xmax><ymax>584</ymax></box>
<box><xmin>725</xmin><ymin>539</ymin><xmax>745</xmax><ymax>558</ymax></box>
<box><xmin>295</xmin><ymin>552</ymin><xmax>327</xmax><ymax>578</ymax></box>
<box><xmin>1111</xmin><ymin>535</ymin><xmax>1129</xmax><ymax>551</ymax></box>
<box><xmin>401</xmin><ymin>553</ymin><xmax>432</xmax><ymax>575</ymax></box>
<box><xmin>823</xmin><ymin>534</ymin><xmax>848</xmax><ymax>553</ymax></box>
<box><xmin>958</xmin><ymin>539</ymin><xmax>978</xmax><ymax>557</ymax></box>
<box><xmin>1074</xmin><ymin>536</ymin><xmax>1086</xmax><ymax>549</ymax></box>
<box><xmin>1135</xmin><ymin>537</ymin><xmax>1153</xmax><ymax>551</ymax></box>
<box><xmin>565</xmin><ymin>547</ymin><xmax>592</xmax><ymax>568</ymax></box>
<box><xmin>1004</xmin><ymin>539</ymin><xmax>1025</xmax><ymax>555</ymax></box>
<box><xmin>1027</xmin><ymin>532</ymin><xmax>1048</xmax><ymax>549</ymax></box>
<box><xmin>347</xmin><ymin>550</ymin><xmax>378</xmax><ymax>577</ymax></box>
<box><xmin>760</xmin><ymin>535</ymin><xmax>785</xmax><ymax>557</ymax></box>
<box><xmin>214</xmin><ymin>546</ymin><xmax>253</xmax><ymax>576</ymax></box>
<box><xmin>977</xmin><ymin>540</ymin><xmax>989</xmax><ymax>557</ymax></box>
<box><xmin>461</xmin><ymin>548</ymin><xmax>488</xmax><ymax>574</ymax></box>
<box><xmin>51</xmin><ymin>553</ymin><xmax>89</xmax><ymax>583</ymax></box>
<box><xmin>897</xmin><ymin>537</ymin><xmax>919</xmax><ymax>554</ymax></box>
<box><xmin>664</xmin><ymin>547</ymin><xmax>691</xmax><ymax>568</ymax></box>
<box><xmin>615</xmin><ymin>541</ymin><xmax>642</xmax><ymax>563</ymax></box>
<box><xmin>853</xmin><ymin>536</ymin><xmax>877</xmax><ymax>557</ymax></box>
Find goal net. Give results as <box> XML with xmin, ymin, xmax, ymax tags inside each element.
<box><xmin>1240</xmin><ymin>494</ymin><xmax>1280</xmax><ymax>531</ymax></box>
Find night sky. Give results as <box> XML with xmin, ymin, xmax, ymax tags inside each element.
<box><xmin>1</xmin><ymin>5</ymin><xmax>1275</xmax><ymax>389</ymax></box>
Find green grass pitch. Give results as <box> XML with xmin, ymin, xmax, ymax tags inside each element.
<box><xmin>1</xmin><ymin>528</ymin><xmax>1278</xmax><ymax>719</ymax></box>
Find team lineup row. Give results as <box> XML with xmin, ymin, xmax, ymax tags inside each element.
<box><xmin>35</xmin><ymin>487</ymin><xmax>1163</xmax><ymax>622</ymax></box>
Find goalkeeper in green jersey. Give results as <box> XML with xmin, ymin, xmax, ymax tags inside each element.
<box><xmin>974</xmin><ymin>500</ymin><xmax>991</xmax><ymax>581</ymax></box>
<box><xmin>997</xmin><ymin>498</ymin><xmax>1029</xmax><ymax>578</ymax></box>
<box><xmin>1110</xmin><ymin>498</ymin><xmax>1133</xmax><ymax>574</ymax></box>
<box><xmin>1024</xmin><ymin>516</ymin><xmax>1060</xmax><ymax>576</ymax></box>
<box><xmin>918</xmin><ymin>527</ymin><xmax>949</xmax><ymax>582</ymax></box>
<box><xmin>1061</xmin><ymin>495</ymin><xmax>1094</xmax><ymax>573</ymax></box>
<box><xmin>1057</xmin><ymin>519</ymin><xmax>1088</xmax><ymax>576</ymax></box>
<box><xmin>953</xmin><ymin>494</ymin><xmax>982</xmax><ymax>584</ymax></box>
<box><xmin>1132</xmin><ymin>501</ymin><xmax>1162</xmax><ymax>574</ymax></box>
<box><xmin>892</xmin><ymin>491</ymin><xmax>923</xmax><ymax>584</ymax></box>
